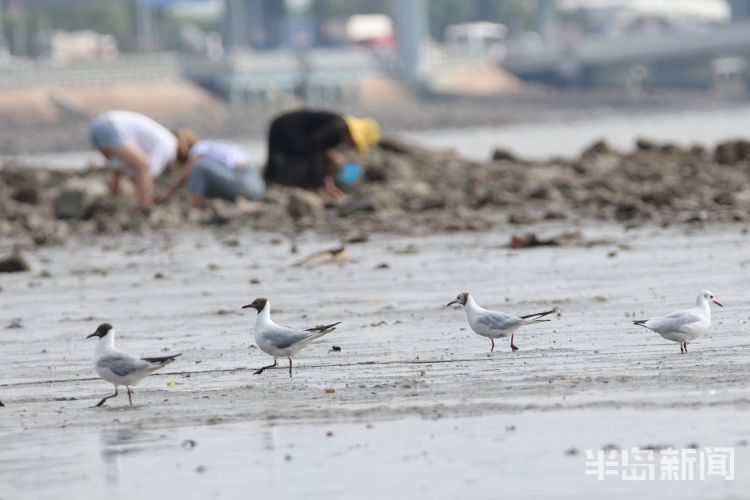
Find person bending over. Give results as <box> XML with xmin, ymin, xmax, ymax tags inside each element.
<box><xmin>89</xmin><ymin>110</ymin><xmax>196</xmax><ymax>209</ymax></box>
<box><xmin>156</xmin><ymin>140</ymin><xmax>264</xmax><ymax>208</ymax></box>
<box><xmin>265</xmin><ymin>109</ymin><xmax>380</xmax><ymax>205</ymax></box>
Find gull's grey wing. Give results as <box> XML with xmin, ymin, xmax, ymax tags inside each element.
<box><xmin>476</xmin><ymin>311</ymin><xmax>522</xmax><ymax>331</ymax></box>
<box><xmin>265</xmin><ymin>326</ymin><xmax>314</xmax><ymax>349</ymax></box>
<box><xmin>647</xmin><ymin>312</ymin><xmax>703</xmax><ymax>333</ymax></box>
<box><xmin>96</xmin><ymin>353</ymin><xmax>149</xmax><ymax>376</ymax></box>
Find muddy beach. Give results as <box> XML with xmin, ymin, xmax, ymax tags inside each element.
<box><xmin>1</xmin><ymin>222</ymin><xmax>750</xmax><ymax>499</ymax></box>
<box><xmin>4</xmin><ymin>104</ymin><xmax>750</xmax><ymax>498</ymax></box>
<box><xmin>4</xmin><ymin>131</ymin><xmax>750</xmax><ymax>250</ymax></box>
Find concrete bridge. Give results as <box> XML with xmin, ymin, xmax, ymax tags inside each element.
<box><xmin>503</xmin><ymin>18</ymin><xmax>750</xmax><ymax>92</ymax></box>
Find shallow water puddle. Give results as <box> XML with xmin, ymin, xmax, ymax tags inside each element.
<box><xmin>2</xmin><ymin>408</ymin><xmax>748</xmax><ymax>500</ymax></box>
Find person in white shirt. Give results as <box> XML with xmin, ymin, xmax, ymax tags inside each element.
<box><xmin>89</xmin><ymin>111</ymin><xmax>197</xmax><ymax>209</ymax></box>
<box><xmin>155</xmin><ymin>140</ymin><xmax>265</xmax><ymax>208</ymax></box>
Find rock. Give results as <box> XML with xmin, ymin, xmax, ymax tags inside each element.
<box><xmin>54</xmin><ymin>189</ymin><xmax>89</xmax><ymax>219</ymax></box>
<box><xmin>713</xmin><ymin>190</ymin><xmax>734</xmax><ymax>206</ymax></box>
<box><xmin>418</xmin><ymin>195</ymin><xmax>447</xmax><ymax>211</ymax></box>
<box><xmin>0</xmin><ymin>252</ymin><xmax>30</xmax><ymax>272</ymax></box>
<box><xmin>614</xmin><ymin>202</ymin><xmax>640</xmax><ymax>221</ymax></box>
<box><xmin>509</xmin><ymin>231</ymin><xmax>586</xmax><ymax>249</ymax></box>
<box><xmin>491</xmin><ymin>147</ymin><xmax>518</xmax><ymax>162</ymax></box>
<box><xmin>31</xmin><ymin>222</ymin><xmax>69</xmax><ymax>246</ymax></box>
<box><xmin>508</xmin><ymin>212</ymin><xmax>536</xmax><ymax>225</ymax></box>
<box><xmin>714</xmin><ymin>142</ymin><xmax>735</xmax><ymax>164</ymax></box>
<box><xmin>635</xmin><ymin>138</ymin><xmax>657</xmax><ymax>151</ymax></box>
<box><xmin>659</xmin><ymin>143</ymin><xmax>682</xmax><ymax>155</ymax></box>
<box><xmin>338</xmin><ymin>195</ymin><xmax>378</xmax><ymax>217</ymax></box>
<box><xmin>689</xmin><ymin>144</ymin><xmax>708</xmax><ymax>157</ymax></box>
<box><xmin>53</xmin><ymin>179</ymin><xmax>107</xmax><ymax>220</ymax></box>
<box><xmin>580</xmin><ymin>139</ymin><xmax>617</xmax><ymax>159</ymax></box>
<box><xmin>0</xmin><ymin>164</ymin><xmax>45</xmax><ymax>189</ymax></box>
<box><xmin>12</xmin><ymin>186</ymin><xmax>38</xmax><ymax>204</ymax></box>
<box><xmin>714</xmin><ymin>139</ymin><xmax>750</xmax><ymax>165</ymax></box>
<box><xmin>287</xmin><ymin>189</ymin><xmax>323</xmax><ymax>219</ymax></box>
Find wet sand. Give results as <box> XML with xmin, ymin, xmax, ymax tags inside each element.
<box><xmin>1</xmin><ymin>223</ymin><xmax>750</xmax><ymax>498</ymax></box>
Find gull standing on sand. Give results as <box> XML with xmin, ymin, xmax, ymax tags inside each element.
<box><xmin>241</xmin><ymin>298</ymin><xmax>340</xmax><ymax>377</ymax></box>
<box><xmin>87</xmin><ymin>323</ymin><xmax>181</xmax><ymax>407</ymax></box>
<box><xmin>448</xmin><ymin>292</ymin><xmax>556</xmax><ymax>352</ymax></box>
<box><xmin>633</xmin><ymin>290</ymin><xmax>722</xmax><ymax>353</ymax></box>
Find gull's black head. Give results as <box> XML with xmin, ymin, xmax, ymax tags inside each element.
<box><xmin>242</xmin><ymin>297</ymin><xmax>268</xmax><ymax>312</ymax></box>
<box><xmin>86</xmin><ymin>322</ymin><xmax>113</xmax><ymax>339</ymax></box>
<box><xmin>447</xmin><ymin>292</ymin><xmax>469</xmax><ymax>307</ymax></box>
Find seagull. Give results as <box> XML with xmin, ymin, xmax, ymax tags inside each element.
<box><xmin>241</xmin><ymin>298</ymin><xmax>340</xmax><ymax>377</ymax></box>
<box><xmin>86</xmin><ymin>323</ymin><xmax>181</xmax><ymax>407</ymax></box>
<box><xmin>447</xmin><ymin>292</ymin><xmax>556</xmax><ymax>352</ymax></box>
<box><xmin>633</xmin><ymin>290</ymin><xmax>722</xmax><ymax>353</ymax></box>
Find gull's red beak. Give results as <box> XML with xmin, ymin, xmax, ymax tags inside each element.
<box><xmin>241</xmin><ymin>304</ymin><xmax>252</xmax><ymax>309</ymax></box>
<box><xmin>713</xmin><ymin>299</ymin><xmax>723</xmax><ymax>307</ymax></box>
<box><xmin>447</xmin><ymin>300</ymin><xmax>458</xmax><ymax>307</ymax></box>
<box><xmin>86</xmin><ymin>331</ymin><xmax>98</xmax><ymax>339</ymax></box>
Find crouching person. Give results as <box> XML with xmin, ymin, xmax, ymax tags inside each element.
<box><xmin>89</xmin><ymin>110</ymin><xmax>197</xmax><ymax>209</ymax></box>
<box><xmin>156</xmin><ymin>140</ymin><xmax>264</xmax><ymax>208</ymax></box>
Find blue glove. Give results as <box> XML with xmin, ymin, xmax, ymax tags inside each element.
<box><xmin>337</xmin><ymin>162</ymin><xmax>363</xmax><ymax>185</ymax></box>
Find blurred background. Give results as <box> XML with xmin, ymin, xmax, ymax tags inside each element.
<box><xmin>1</xmin><ymin>0</ymin><xmax>750</xmax><ymax>159</ymax></box>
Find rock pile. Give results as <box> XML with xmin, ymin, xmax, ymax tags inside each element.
<box><xmin>2</xmin><ymin>136</ymin><xmax>749</xmax><ymax>245</ymax></box>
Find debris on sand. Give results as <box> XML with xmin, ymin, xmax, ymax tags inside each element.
<box><xmin>344</xmin><ymin>233</ymin><xmax>369</xmax><ymax>244</ymax></box>
<box><xmin>5</xmin><ymin>318</ymin><xmax>23</xmax><ymax>329</ymax></box>
<box><xmin>287</xmin><ymin>189</ymin><xmax>324</xmax><ymax>220</ymax></box>
<box><xmin>391</xmin><ymin>244</ymin><xmax>419</xmax><ymax>255</ymax></box>
<box><xmin>292</xmin><ymin>246</ymin><xmax>351</xmax><ymax>267</ymax></box>
<box><xmin>0</xmin><ymin>400</ymin><xmax>4</xmax><ymax>407</ymax></box>
<box><xmin>0</xmin><ymin>252</ymin><xmax>30</xmax><ymax>273</ymax></box>
<box><xmin>509</xmin><ymin>231</ymin><xmax>625</xmax><ymax>249</ymax></box>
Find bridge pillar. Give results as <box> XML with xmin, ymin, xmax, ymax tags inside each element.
<box><xmin>537</xmin><ymin>0</ymin><xmax>558</xmax><ymax>40</ymax></box>
<box><xmin>729</xmin><ymin>0</ymin><xmax>750</xmax><ymax>21</ymax></box>
<box><xmin>223</xmin><ymin>0</ymin><xmax>285</xmax><ymax>50</ymax></box>
<box><xmin>390</xmin><ymin>0</ymin><xmax>429</xmax><ymax>89</ymax></box>
<box><xmin>223</xmin><ymin>0</ymin><xmax>249</xmax><ymax>49</ymax></box>
<box><xmin>135</xmin><ymin>0</ymin><xmax>155</xmax><ymax>51</ymax></box>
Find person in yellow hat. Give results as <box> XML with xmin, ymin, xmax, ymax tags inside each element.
<box><xmin>265</xmin><ymin>109</ymin><xmax>380</xmax><ymax>205</ymax></box>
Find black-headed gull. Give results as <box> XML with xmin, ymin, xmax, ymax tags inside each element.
<box><xmin>633</xmin><ymin>290</ymin><xmax>722</xmax><ymax>353</ymax></box>
<box><xmin>86</xmin><ymin>323</ymin><xmax>181</xmax><ymax>407</ymax></box>
<box><xmin>447</xmin><ymin>292</ymin><xmax>556</xmax><ymax>352</ymax></box>
<box><xmin>241</xmin><ymin>298</ymin><xmax>340</xmax><ymax>377</ymax></box>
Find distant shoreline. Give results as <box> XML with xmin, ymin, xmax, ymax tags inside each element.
<box><xmin>0</xmin><ymin>86</ymin><xmax>745</xmax><ymax>157</ymax></box>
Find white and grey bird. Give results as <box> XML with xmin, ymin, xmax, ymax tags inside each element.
<box><xmin>241</xmin><ymin>298</ymin><xmax>340</xmax><ymax>377</ymax></box>
<box><xmin>447</xmin><ymin>292</ymin><xmax>556</xmax><ymax>352</ymax></box>
<box><xmin>633</xmin><ymin>290</ymin><xmax>722</xmax><ymax>353</ymax></box>
<box><xmin>86</xmin><ymin>323</ymin><xmax>181</xmax><ymax>407</ymax></box>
